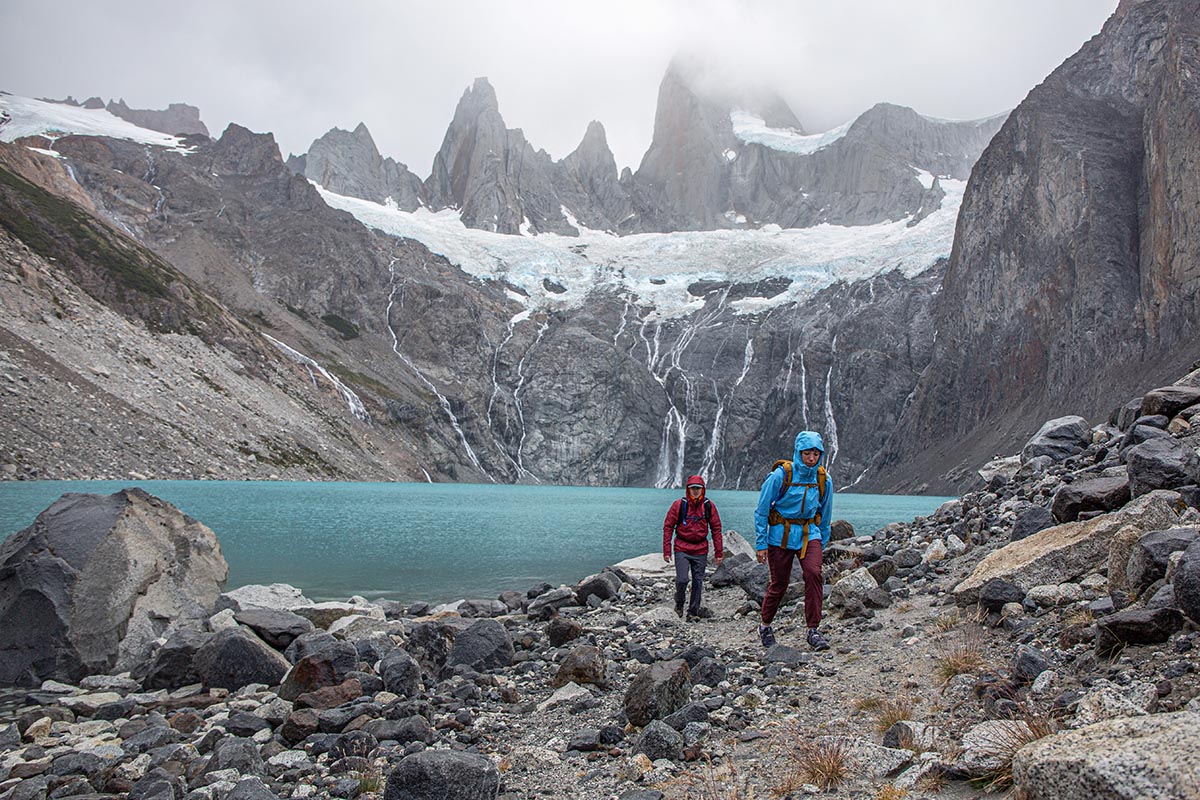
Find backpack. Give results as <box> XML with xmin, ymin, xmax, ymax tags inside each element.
<box><xmin>767</xmin><ymin>459</ymin><xmax>827</xmax><ymax>556</ymax></box>
<box><xmin>674</xmin><ymin>497</ymin><xmax>713</xmax><ymax>542</ymax></box>
<box><xmin>680</xmin><ymin>498</ymin><xmax>713</xmax><ymax>526</ymax></box>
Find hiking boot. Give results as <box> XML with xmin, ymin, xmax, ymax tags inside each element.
<box><xmin>807</xmin><ymin>628</ymin><xmax>830</xmax><ymax>651</ymax></box>
<box><xmin>759</xmin><ymin>625</ymin><xmax>776</xmax><ymax>648</ymax></box>
<box><xmin>675</xmin><ymin>602</ymin><xmax>684</xmax><ymax>618</ymax></box>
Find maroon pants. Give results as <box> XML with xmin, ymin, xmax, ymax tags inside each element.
<box><xmin>760</xmin><ymin>541</ymin><xmax>824</xmax><ymax>629</ymax></box>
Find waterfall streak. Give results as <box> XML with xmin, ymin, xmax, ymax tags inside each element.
<box><xmin>385</xmin><ymin>259</ymin><xmax>487</xmax><ymax>476</ymax></box>
<box><xmin>263</xmin><ymin>334</ymin><xmax>372</xmax><ymax>424</ymax></box>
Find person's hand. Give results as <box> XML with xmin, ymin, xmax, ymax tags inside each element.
<box><xmin>714</xmin><ymin>554</ymin><xmax>723</xmax><ymax>566</ymax></box>
<box><xmin>663</xmin><ymin>553</ymin><xmax>672</xmax><ymax>563</ymax></box>
<box><xmin>756</xmin><ymin>549</ymin><xmax>767</xmax><ymax>564</ymax></box>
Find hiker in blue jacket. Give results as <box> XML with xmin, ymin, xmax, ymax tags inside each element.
<box><xmin>754</xmin><ymin>430</ymin><xmax>833</xmax><ymax>651</ymax></box>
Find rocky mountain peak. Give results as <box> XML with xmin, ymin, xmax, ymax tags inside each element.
<box><xmin>105</xmin><ymin>98</ymin><xmax>210</xmax><ymax>137</ymax></box>
<box><xmin>211</xmin><ymin>123</ymin><xmax>286</xmax><ymax>175</ymax></box>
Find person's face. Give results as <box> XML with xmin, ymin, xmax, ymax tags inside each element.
<box><xmin>800</xmin><ymin>448</ymin><xmax>821</xmax><ymax>467</ymax></box>
<box><xmin>687</xmin><ymin>485</ymin><xmax>703</xmax><ymax>497</ymax></box>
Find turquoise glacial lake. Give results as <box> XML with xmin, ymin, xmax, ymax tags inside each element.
<box><xmin>0</xmin><ymin>481</ymin><xmax>952</xmax><ymax>603</ymax></box>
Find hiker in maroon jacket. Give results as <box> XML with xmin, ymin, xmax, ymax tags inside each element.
<box><xmin>663</xmin><ymin>474</ymin><xmax>723</xmax><ymax>620</ymax></box>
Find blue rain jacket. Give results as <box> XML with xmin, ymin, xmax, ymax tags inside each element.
<box><xmin>754</xmin><ymin>430</ymin><xmax>833</xmax><ymax>551</ymax></box>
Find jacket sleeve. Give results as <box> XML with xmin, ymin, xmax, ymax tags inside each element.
<box><xmin>663</xmin><ymin>499</ymin><xmax>680</xmax><ymax>557</ymax></box>
<box><xmin>754</xmin><ymin>470</ymin><xmax>781</xmax><ymax>551</ymax></box>
<box><xmin>819</xmin><ymin>477</ymin><xmax>834</xmax><ymax>546</ymax></box>
<box><xmin>709</xmin><ymin>502</ymin><xmax>723</xmax><ymax>558</ymax></box>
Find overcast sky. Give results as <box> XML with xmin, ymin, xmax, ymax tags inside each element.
<box><xmin>3</xmin><ymin>1</ymin><xmax>1118</xmax><ymax>176</ymax></box>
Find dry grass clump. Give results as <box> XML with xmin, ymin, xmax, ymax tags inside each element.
<box><xmin>933</xmin><ymin>625</ymin><xmax>989</xmax><ymax>684</ymax></box>
<box><xmin>873</xmin><ymin>694</ymin><xmax>918</xmax><ymax>733</ymax></box>
<box><xmin>795</xmin><ymin>737</ymin><xmax>854</xmax><ymax>791</ymax></box>
<box><xmin>851</xmin><ymin>695</ymin><xmax>883</xmax><ymax>714</ymax></box>
<box><xmin>671</xmin><ymin>756</ymin><xmax>755</xmax><ymax>799</ymax></box>
<box><xmin>932</xmin><ymin>610</ymin><xmax>964</xmax><ymax>632</ymax></box>
<box><xmin>980</xmin><ymin>708</ymin><xmax>1059</xmax><ymax>790</ymax></box>
<box><xmin>873</xmin><ymin>783</ymin><xmax>910</xmax><ymax>800</ymax></box>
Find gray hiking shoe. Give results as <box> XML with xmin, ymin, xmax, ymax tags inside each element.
<box><xmin>759</xmin><ymin>625</ymin><xmax>776</xmax><ymax>648</ymax></box>
<box><xmin>807</xmin><ymin>628</ymin><xmax>830</xmax><ymax>651</ymax></box>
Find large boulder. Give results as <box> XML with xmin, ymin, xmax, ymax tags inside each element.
<box><xmin>140</xmin><ymin>627</ymin><xmax>210</xmax><ymax>689</ymax></box>
<box><xmin>1012</xmin><ymin>505</ymin><xmax>1056</xmax><ymax>542</ymax></box>
<box><xmin>1125</xmin><ymin>527</ymin><xmax>1200</xmax><ymax>597</ymax></box>
<box><xmin>1125</xmin><ymin>437</ymin><xmax>1200</xmax><ymax>496</ymax></box>
<box><xmin>379</xmin><ymin>649</ymin><xmax>422</xmax><ymax>697</ymax></box>
<box><xmin>1012</xmin><ymin>711</ymin><xmax>1200</xmax><ymax>799</ymax></box>
<box><xmin>551</xmin><ymin>645</ymin><xmax>608</xmax><ymax>689</ymax></box>
<box><xmin>575</xmin><ymin>571</ymin><xmax>621</xmax><ymax>605</ymax></box>
<box><xmin>1050</xmin><ymin>477</ymin><xmax>1131</xmax><ymax>523</ymax></box>
<box><xmin>1173</xmin><ymin>539</ymin><xmax>1200</xmax><ymax>625</ymax></box>
<box><xmin>384</xmin><ymin>750</ymin><xmax>499</xmax><ymax>800</ymax></box>
<box><xmin>0</xmin><ymin>489</ymin><xmax>227</xmax><ymax>686</ymax></box>
<box><xmin>233</xmin><ymin>607</ymin><xmax>314</xmax><ymax>650</ymax></box>
<box><xmin>216</xmin><ymin>583</ymin><xmax>311</xmax><ymax>614</ymax></box>
<box><xmin>1021</xmin><ymin>416</ymin><xmax>1090</xmax><ymax>463</ymax></box>
<box><xmin>623</xmin><ymin>660</ymin><xmax>691</xmax><ymax>727</ymax></box>
<box><xmin>954</xmin><ymin>491</ymin><xmax>1184</xmax><ymax>605</ymax></box>
<box><xmin>1140</xmin><ymin>386</ymin><xmax>1200</xmax><ymax>420</ymax></box>
<box><xmin>193</xmin><ymin>627</ymin><xmax>290</xmax><ymax>690</ymax></box>
<box><xmin>445</xmin><ymin>619</ymin><xmax>514</xmax><ymax>673</ymax></box>
<box><xmin>1094</xmin><ymin>607</ymin><xmax>1184</xmax><ymax>655</ymax></box>
<box><xmin>278</xmin><ymin>640</ymin><xmax>359</xmax><ymax>700</ymax></box>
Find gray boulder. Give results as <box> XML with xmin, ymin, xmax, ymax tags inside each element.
<box><xmin>710</xmin><ymin>552</ymin><xmax>755</xmax><ymax>587</ymax></box>
<box><xmin>1126</xmin><ymin>527</ymin><xmax>1199</xmax><ymax>597</ymax></box>
<box><xmin>1012</xmin><ymin>711</ymin><xmax>1200</xmax><ymax>799</ymax></box>
<box><xmin>1012</xmin><ymin>505</ymin><xmax>1056</xmax><ymax>542</ymax></box>
<box><xmin>384</xmin><ymin>750</ymin><xmax>499</xmax><ymax>800</ymax></box>
<box><xmin>1051</xmin><ymin>477</ymin><xmax>1131</xmax><ymax>523</ymax></box>
<box><xmin>1095</xmin><ymin>607</ymin><xmax>1184</xmax><ymax>655</ymax></box>
<box><xmin>216</xmin><ymin>583</ymin><xmax>310</xmax><ymax>614</ymax></box>
<box><xmin>379</xmin><ymin>649</ymin><xmax>422</xmax><ymax>697</ymax></box>
<box><xmin>1126</xmin><ymin>437</ymin><xmax>1200</xmax><ymax>496</ymax></box>
<box><xmin>527</xmin><ymin>587</ymin><xmax>577</xmax><ymax>620</ymax></box>
<box><xmin>140</xmin><ymin>627</ymin><xmax>210</xmax><ymax>689</ymax></box>
<box><xmin>445</xmin><ymin>619</ymin><xmax>514</xmax><ymax>673</ymax></box>
<box><xmin>1140</xmin><ymin>386</ymin><xmax>1200</xmax><ymax>420</ymax></box>
<box><xmin>193</xmin><ymin>627</ymin><xmax>290</xmax><ymax>690</ymax></box>
<box><xmin>636</xmin><ymin>720</ymin><xmax>684</xmax><ymax>761</ymax></box>
<box><xmin>1174</xmin><ymin>539</ymin><xmax>1200</xmax><ymax>625</ymax></box>
<box><xmin>575</xmin><ymin>571</ymin><xmax>622</xmax><ymax>605</ymax></box>
<box><xmin>0</xmin><ymin>489</ymin><xmax>228</xmax><ymax>686</ymax></box>
<box><xmin>1021</xmin><ymin>416</ymin><xmax>1090</xmax><ymax>463</ymax></box>
<box><xmin>233</xmin><ymin>607</ymin><xmax>314</xmax><ymax>650</ymax></box>
<box><xmin>624</xmin><ymin>660</ymin><xmax>691</xmax><ymax>727</ymax></box>
<box><xmin>199</xmin><ymin>736</ymin><xmax>266</xmax><ymax>779</ymax></box>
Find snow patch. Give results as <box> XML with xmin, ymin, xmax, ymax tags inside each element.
<box><xmin>316</xmin><ymin>178</ymin><xmax>963</xmax><ymax>320</ymax></box>
<box><xmin>912</xmin><ymin>166</ymin><xmax>935</xmax><ymax>190</ymax></box>
<box><xmin>730</xmin><ymin>110</ymin><xmax>852</xmax><ymax>155</ymax></box>
<box><xmin>0</xmin><ymin>94</ymin><xmax>193</xmax><ymax>153</ymax></box>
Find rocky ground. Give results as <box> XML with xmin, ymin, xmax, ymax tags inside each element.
<box><xmin>3</xmin><ymin>382</ymin><xmax>1200</xmax><ymax>799</ymax></box>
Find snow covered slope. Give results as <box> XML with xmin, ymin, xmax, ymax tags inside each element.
<box><xmin>318</xmin><ymin>177</ymin><xmax>962</xmax><ymax>319</ymax></box>
<box><xmin>0</xmin><ymin>93</ymin><xmax>191</xmax><ymax>152</ymax></box>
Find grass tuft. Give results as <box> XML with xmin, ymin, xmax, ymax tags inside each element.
<box><xmin>980</xmin><ymin>707</ymin><xmax>1059</xmax><ymax>790</ymax></box>
<box><xmin>933</xmin><ymin>625</ymin><xmax>989</xmax><ymax>684</ymax></box>
<box><xmin>873</xmin><ymin>694</ymin><xmax>918</xmax><ymax>733</ymax></box>
<box><xmin>672</xmin><ymin>756</ymin><xmax>755</xmax><ymax>799</ymax></box>
<box><xmin>874</xmin><ymin>784</ymin><xmax>910</xmax><ymax>800</ymax></box>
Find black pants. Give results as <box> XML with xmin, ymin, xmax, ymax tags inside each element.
<box><xmin>674</xmin><ymin>552</ymin><xmax>707</xmax><ymax>615</ymax></box>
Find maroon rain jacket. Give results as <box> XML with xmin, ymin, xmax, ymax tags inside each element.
<box><xmin>663</xmin><ymin>474</ymin><xmax>723</xmax><ymax>558</ymax></box>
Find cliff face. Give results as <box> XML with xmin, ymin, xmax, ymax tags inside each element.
<box><xmin>294</xmin><ymin>123</ymin><xmax>424</xmax><ymax>210</ymax></box>
<box><xmin>867</xmin><ymin>0</ymin><xmax>1200</xmax><ymax>493</ymax></box>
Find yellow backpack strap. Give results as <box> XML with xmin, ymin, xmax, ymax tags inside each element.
<box><xmin>817</xmin><ymin>466</ymin><xmax>827</xmax><ymax>502</ymax></box>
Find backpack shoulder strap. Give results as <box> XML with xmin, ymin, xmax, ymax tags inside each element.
<box><xmin>817</xmin><ymin>466</ymin><xmax>827</xmax><ymax>502</ymax></box>
<box><xmin>704</xmin><ymin>499</ymin><xmax>712</xmax><ymax>524</ymax></box>
<box><xmin>770</xmin><ymin>459</ymin><xmax>793</xmax><ymax>502</ymax></box>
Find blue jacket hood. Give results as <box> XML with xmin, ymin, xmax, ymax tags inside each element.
<box><xmin>792</xmin><ymin>431</ymin><xmax>825</xmax><ymax>476</ymax></box>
